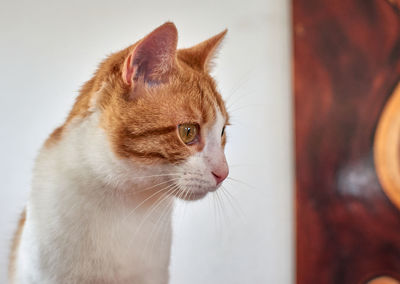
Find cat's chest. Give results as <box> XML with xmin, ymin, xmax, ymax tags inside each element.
<box><xmin>62</xmin><ymin>207</ymin><xmax>172</xmax><ymax>282</ymax></box>
<box><xmin>20</xmin><ymin>198</ymin><xmax>173</xmax><ymax>284</ymax></box>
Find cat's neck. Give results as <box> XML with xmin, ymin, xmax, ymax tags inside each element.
<box><xmin>23</xmin><ymin>113</ymin><xmax>173</xmax><ymax>283</ymax></box>
<box><xmin>35</xmin><ymin>112</ymin><xmax>174</xmax><ymax>198</ymax></box>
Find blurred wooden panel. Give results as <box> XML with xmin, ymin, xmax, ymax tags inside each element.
<box><xmin>368</xmin><ymin>276</ymin><xmax>400</xmax><ymax>284</ymax></box>
<box><xmin>293</xmin><ymin>0</ymin><xmax>400</xmax><ymax>283</ymax></box>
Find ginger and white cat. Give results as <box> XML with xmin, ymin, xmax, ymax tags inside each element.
<box><xmin>8</xmin><ymin>22</ymin><xmax>229</xmax><ymax>284</ymax></box>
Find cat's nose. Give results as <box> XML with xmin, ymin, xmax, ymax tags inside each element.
<box><xmin>212</xmin><ymin>163</ymin><xmax>229</xmax><ymax>185</ymax></box>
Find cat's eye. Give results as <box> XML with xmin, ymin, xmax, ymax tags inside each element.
<box><xmin>221</xmin><ymin>126</ymin><xmax>226</xmax><ymax>137</ymax></box>
<box><xmin>178</xmin><ymin>123</ymin><xmax>199</xmax><ymax>144</ymax></box>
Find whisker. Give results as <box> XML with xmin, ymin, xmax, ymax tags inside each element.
<box><xmin>217</xmin><ymin>192</ymin><xmax>230</xmax><ymax>227</ymax></box>
<box><xmin>130</xmin><ymin>177</ymin><xmax>181</xmax><ymax>195</ymax></box>
<box><xmin>175</xmin><ymin>185</ymin><xmax>188</xmax><ymax>231</ymax></box>
<box><xmin>122</xmin><ymin>182</ymin><xmax>176</xmax><ymax>223</ymax></box>
<box><xmin>217</xmin><ymin>191</ymin><xmax>225</xmax><ymax>229</ymax></box>
<box><xmin>227</xmin><ymin>102</ymin><xmax>266</xmax><ymax>114</ymax></box>
<box><xmin>213</xmin><ymin>191</ymin><xmax>223</xmax><ymax>232</ymax></box>
<box><xmin>220</xmin><ymin>186</ymin><xmax>244</xmax><ymax>219</ymax></box>
<box><xmin>146</xmin><ymin>186</ymin><xmax>180</xmax><ymax>263</ymax></box>
<box><xmin>129</xmin><ymin>173</ymin><xmax>181</xmax><ymax>180</ymax></box>
<box><xmin>224</xmin><ymin>68</ymin><xmax>257</xmax><ymax>109</ymax></box>
<box><xmin>175</xmin><ymin>187</ymin><xmax>190</xmax><ymax>229</ymax></box>
<box><xmin>226</xmin><ymin>89</ymin><xmax>259</xmax><ymax>113</ymax></box>
<box><xmin>211</xmin><ymin>191</ymin><xmax>218</xmax><ymax>229</ymax></box>
<box><xmin>226</xmin><ymin>177</ymin><xmax>255</xmax><ymax>190</ymax></box>
<box><xmin>127</xmin><ymin>184</ymin><xmax>178</xmax><ymax>255</ymax></box>
<box><xmin>141</xmin><ymin>185</ymin><xmax>179</xmax><ymax>263</ymax></box>
<box><xmin>182</xmin><ymin>188</ymin><xmax>191</xmax><ymax>201</ymax></box>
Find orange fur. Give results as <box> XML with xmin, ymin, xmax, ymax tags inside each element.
<box><xmin>8</xmin><ymin>209</ymin><xmax>26</xmax><ymax>282</ymax></box>
<box><xmin>45</xmin><ymin>22</ymin><xmax>228</xmax><ymax>165</ymax></box>
<box><xmin>178</xmin><ymin>29</ymin><xmax>227</xmax><ymax>73</ymax></box>
<box><xmin>10</xmin><ymin>22</ymin><xmax>228</xmax><ymax>282</ymax></box>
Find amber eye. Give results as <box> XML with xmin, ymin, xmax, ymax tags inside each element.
<box><xmin>178</xmin><ymin>123</ymin><xmax>199</xmax><ymax>144</ymax></box>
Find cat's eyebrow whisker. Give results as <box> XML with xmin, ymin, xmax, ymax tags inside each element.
<box><xmin>224</xmin><ymin>68</ymin><xmax>256</xmax><ymax>107</ymax></box>
<box><xmin>227</xmin><ymin>102</ymin><xmax>266</xmax><ymax>115</ymax></box>
<box><xmin>226</xmin><ymin>91</ymin><xmax>255</xmax><ymax>111</ymax></box>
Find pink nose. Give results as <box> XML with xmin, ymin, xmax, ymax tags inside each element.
<box><xmin>212</xmin><ymin>166</ymin><xmax>229</xmax><ymax>185</ymax></box>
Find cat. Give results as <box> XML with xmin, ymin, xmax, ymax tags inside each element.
<box><xmin>8</xmin><ymin>22</ymin><xmax>229</xmax><ymax>284</ymax></box>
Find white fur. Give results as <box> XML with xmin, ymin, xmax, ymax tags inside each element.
<box><xmin>175</xmin><ymin>110</ymin><xmax>228</xmax><ymax>199</ymax></box>
<box><xmin>14</xmin><ymin>107</ymin><xmax>227</xmax><ymax>284</ymax></box>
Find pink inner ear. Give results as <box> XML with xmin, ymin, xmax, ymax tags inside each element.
<box><xmin>124</xmin><ymin>54</ymin><xmax>135</xmax><ymax>86</ymax></box>
<box><xmin>123</xmin><ymin>22</ymin><xmax>178</xmax><ymax>87</ymax></box>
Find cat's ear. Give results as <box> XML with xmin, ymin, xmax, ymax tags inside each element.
<box><xmin>122</xmin><ymin>22</ymin><xmax>178</xmax><ymax>88</ymax></box>
<box><xmin>178</xmin><ymin>29</ymin><xmax>227</xmax><ymax>73</ymax></box>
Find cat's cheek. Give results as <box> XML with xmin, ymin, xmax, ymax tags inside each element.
<box><xmin>171</xmin><ymin>155</ymin><xmax>216</xmax><ymax>200</ymax></box>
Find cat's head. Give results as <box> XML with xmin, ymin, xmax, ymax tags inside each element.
<box><xmin>87</xmin><ymin>23</ymin><xmax>229</xmax><ymax>200</ymax></box>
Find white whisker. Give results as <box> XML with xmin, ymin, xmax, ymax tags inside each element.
<box><xmin>226</xmin><ymin>176</ymin><xmax>255</xmax><ymax>190</ymax></box>
<box><xmin>146</xmin><ymin>186</ymin><xmax>180</xmax><ymax>263</ymax></box>
<box><xmin>127</xmin><ymin>184</ymin><xmax>178</xmax><ymax>256</ymax></box>
<box><xmin>130</xmin><ymin>173</ymin><xmax>181</xmax><ymax>180</ymax></box>
<box><xmin>220</xmin><ymin>186</ymin><xmax>244</xmax><ymax>219</ymax></box>
<box><xmin>122</xmin><ymin>181</ymin><xmax>177</xmax><ymax>223</ymax></box>
<box><xmin>130</xmin><ymin>177</ymin><xmax>181</xmax><ymax>195</ymax></box>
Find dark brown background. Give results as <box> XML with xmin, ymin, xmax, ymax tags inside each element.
<box><xmin>293</xmin><ymin>0</ymin><xmax>400</xmax><ymax>283</ymax></box>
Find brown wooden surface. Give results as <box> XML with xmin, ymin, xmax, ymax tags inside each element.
<box><xmin>293</xmin><ymin>0</ymin><xmax>400</xmax><ymax>283</ymax></box>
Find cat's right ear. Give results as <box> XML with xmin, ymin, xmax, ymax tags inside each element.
<box><xmin>122</xmin><ymin>22</ymin><xmax>178</xmax><ymax>92</ymax></box>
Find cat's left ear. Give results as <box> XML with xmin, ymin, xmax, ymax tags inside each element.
<box><xmin>178</xmin><ymin>29</ymin><xmax>227</xmax><ymax>73</ymax></box>
<box><xmin>122</xmin><ymin>22</ymin><xmax>178</xmax><ymax>88</ymax></box>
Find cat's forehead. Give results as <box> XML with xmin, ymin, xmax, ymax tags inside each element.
<box><xmin>168</xmin><ymin>71</ymin><xmax>228</xmax><ymax>123</ymax></box>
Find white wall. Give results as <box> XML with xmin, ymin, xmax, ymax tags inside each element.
<box><xmin>0</xmin><ymin>0</ymin><xmax>293</xmax><ymax>283</ymax></box>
